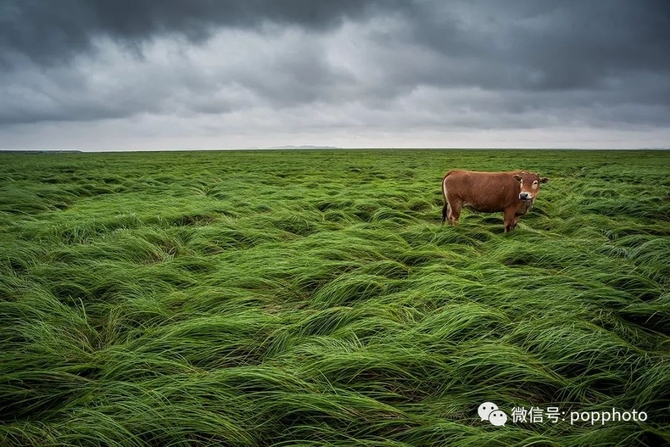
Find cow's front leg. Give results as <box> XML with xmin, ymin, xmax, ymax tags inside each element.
<box><xmin>503</xmin><ymin>208</ymin><xmax>517</xmax><ymax>232</ymax></box>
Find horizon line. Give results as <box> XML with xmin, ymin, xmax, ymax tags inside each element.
<box><xmin>1</xmin><ymin>147</ymin><xmax>669</xmax><ymax>153</ymax></box>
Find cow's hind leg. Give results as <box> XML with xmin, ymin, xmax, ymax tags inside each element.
<box><xmin>447</xmin><ymin>199</ymin><xmax>462</xmax><ymax>225</ymax></box>
<box><xmin>441</xmin><ymin>176</ymin><xmax>461</xmax><ymax>226</ymax></box>
<box><xmin>441</xmin><ymin>175</ymin><xmax>451</xmax><ymax>225</ymax></box>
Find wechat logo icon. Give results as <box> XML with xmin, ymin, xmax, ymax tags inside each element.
<box><xmin>478</xmin><ymin>402</ymin><xmax>508</xmax><ymax>426</ymax></box>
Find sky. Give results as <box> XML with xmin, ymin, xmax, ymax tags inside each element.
<box><xmin>1</xmin><ymin>0</ymin><xmax>669</xmax><ymax>150</ymax></box>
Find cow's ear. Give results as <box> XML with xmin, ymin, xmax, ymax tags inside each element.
<box><xmin>513</xmin><ymin>175</ymin><xmax>522</xmax><ymax>182</ymax></box>
<box><xmin>540</xmin><ymin>177</ymin><xmax>549</xmax><ymax>184</ymax></box>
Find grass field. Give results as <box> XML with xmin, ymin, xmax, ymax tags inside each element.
<box><xmin>1</xmin><ymin>149</ymin><xmax>669</xmax><ymax>446</ymax></box>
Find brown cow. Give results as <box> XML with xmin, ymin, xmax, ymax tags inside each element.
<box><xmin>441</xmin><ymin>170</ymin><xmax>548</xmax><ymax>232</ymax></box>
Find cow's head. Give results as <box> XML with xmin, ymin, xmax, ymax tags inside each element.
<box><xmin>513</xmin><ymin>171</ymin><xmax>548</xmax><ymax>202</ymax></box>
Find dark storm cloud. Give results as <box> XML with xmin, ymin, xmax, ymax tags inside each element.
<box><xmin>0</xmin><ymin>0</ymin><xmax>406</xmax><ymax>66</ymax></box>
<box><xmin>369</xmin><ymin>0</ymin><xmax>670</xmax><ymax>92</ymax></box>
<box><xmin>1</xmin><ymin>0</ymin><xmax>669</xmax><ymax>144</ymax></box>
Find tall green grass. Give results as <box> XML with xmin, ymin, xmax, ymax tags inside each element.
<box><xmin>0</xmin><ymin>149</ymin><xmax>668</xmax><ymax>446</ymax></box>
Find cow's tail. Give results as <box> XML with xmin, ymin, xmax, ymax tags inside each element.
<box><xmin>441</xmin><ymin>171</ymin><xmax>454</xmax><ymax>224</ymax></box>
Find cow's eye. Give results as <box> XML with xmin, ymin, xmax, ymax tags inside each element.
<box><xmin>533</xmin><ymin>180</ymin><xmax>538</xmax><ymax>185</ymax></box>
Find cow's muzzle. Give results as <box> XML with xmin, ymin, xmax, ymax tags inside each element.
<box><xmin>519</xmin><ymin>193</ymin><xmax>532</xmax><ymax>201</ymax></box>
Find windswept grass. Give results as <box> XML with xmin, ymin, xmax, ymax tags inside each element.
<box><xmin>0</xmin><ymin>149</ymin><xmax>668</xmax><ymax>446</ymax></box>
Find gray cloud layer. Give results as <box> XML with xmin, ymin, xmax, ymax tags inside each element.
<box><xmin>1</xmin><ymin>0</ymin><xmax>401</xmax><ymax>66</ymax></box>
<box><xmin>1</xmin><ymin>0</ymin><xmax>669</xmax><ymax>149</ymax></box>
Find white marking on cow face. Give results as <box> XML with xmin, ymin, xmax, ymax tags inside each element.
<box><xmin>517</xmin><ymin>173</ymin><xmax>547</xmax><ymax>201</ymax></box>
<box><xmin>515</xmin><ymin>173</ymin><xmax>547</xmax><ymax>201</ymax></box>
<box><xmin>518</xmin><ymin>176</ymin><xmax>536</xmax><ymax>201</ymax></box>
